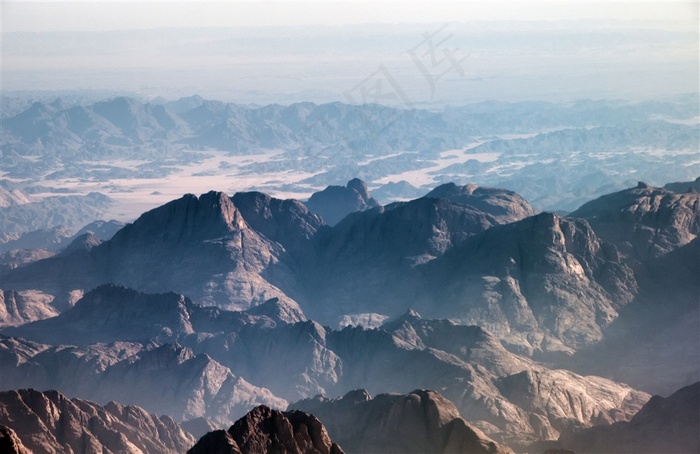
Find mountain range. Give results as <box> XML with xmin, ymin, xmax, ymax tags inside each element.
<box><xmin>0</xmin><ymin>388</ymin><xmax>195</xmax><ymax>453</ymax></box>
<box><xmin>3</xmin><ymin>95</ymin><xmax>698</xmax><ymax>215</ymax></box>
<box><xmin>0</xmin><ymin>178</ymin><xmax>697</xmax><ymax>451</ymax></box>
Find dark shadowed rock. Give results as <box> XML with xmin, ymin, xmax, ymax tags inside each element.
<box><xmin>0</xmin><ymin>425</ymin><xmax>29</xmax><ymax>454</ymax></box>
<box><xmin>305</xmin><ymin>178</ymin><xmax>380</xmax><ymax>226</ymax></box>
<box><xmin>188</xmin><ymin>405</ymin><xmax>343</xmax><ymax>454</ymax></box>
<box><xmin>55</xmin><ymin>231</ymin><xmax>102</xmax><ymax>256</ymax></box>
<box><xmin>0</xmin><ymin>388</ymin><xmax>195</xmax><ymax>454</ymax></box>
<box><xmin>664</xmin><ymin>176</ymin><xmax>700</xmax><ymax>193</ymax></box>
<box><xmin>556</xmin><ymin>382</ymin><xmax>700</xmax><ymax>453</ymax></box>
<box><xmin>291</xmin><ymin>389</ymin><xmax>512</xmax><ymax>454</ymax></box>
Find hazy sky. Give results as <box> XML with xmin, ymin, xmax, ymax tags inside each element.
<box><xmin>2</xmin><ymin>1</ymin><xmax>698</xmax><ymax>104</ymax></box>
<box><xmin>3</xmin><ymin>1</ymin><xmax>698</xmax><ymax>32</ymax></box>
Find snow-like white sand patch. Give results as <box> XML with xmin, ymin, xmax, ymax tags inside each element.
<box><xmin>375</xmin><ymin>143</ymin><xmax>500</xmax><ymax>186</ymax></box>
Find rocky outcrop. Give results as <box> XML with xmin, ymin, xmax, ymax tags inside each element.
<box><xmin>555</xmin><ymin>382</ymin><xmax>700</xmax><ymax>453</ymax></box>
<box><xmin>0</xmin><ymin>289</ymin><xmax>58</xmax><ymax>327</ymax></box>
<box><xmin>305</xmin><ymin>178</ymin><xmax>380</xmax><ymax>226</ymax></box>
<box><xmin>570</xmin><ymin>182</ymin><xmax>700</xmax><ymax>261</ymax></box>
<box><xmin>291</xmin><ymin>389</ymin><xmax>511</xmax><ymax>453</ymax></box>
<box><xmin>188</xmin><ymin>406</ymin><xmax>343</xmax><ymax>454</ymax></box>
<box><xmin>0</xmin><ymin>388</ymin><xmax>196</xmax><ymax>454</ymax></box>
<box><xmin>425</xmin><ymin>182</ymin><xmax>536</xmax><ymax>224</ymax></box>
<box><xmin>424</xmin><ymin>212</ymin><xmax>636</xmax><ymax>355</ymax></box>
<box><xmin>2</xmin><ymin>191</ymin><xmax>308</xmax><ymax>311</ymax></box>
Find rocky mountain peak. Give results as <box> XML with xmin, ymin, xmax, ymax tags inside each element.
<box><xmin>305</xmin><ymin>179</ymin><xmax>380</xmax><ymax>226</ymax></box>
<box><xmin>346</xmin><ymin>178</ymin><xmax>372</xmax><ymax>201</ymax></box>
<box><xmin>232</xmin><ymin>191</ymin><xmax>324</xmax><ymax>251</ymax></box>
<box><xmin>424</xmin><ymin>182</ymin><xmax>536</xmax><ymax>223</ymax></box>
<box><xmin>570</xmin><ymin>182</ymin><xmax>700</xmax><ymax>259</ymax></box>
<box><xmin>244</xmin><ymin>297</ymin><xmax>307</xmax><ymax>324</ymax></box>
<box><xmin>188</xmin><ymin>405</ymin><xmax>344</xmax><ymax>454</ymax></box>
<box><xmin>57</xmin><ymin>231</ymin><xmax>102</xmax><ymax>256</ymax></box>
<box><xmin>113</xmin><ymin>191</ymin><xmax>245</xmax><ymax>245</ymax></box>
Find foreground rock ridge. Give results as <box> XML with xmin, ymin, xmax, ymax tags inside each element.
<box><xmin>291</xmin><ymin>389</ymin><xmax>513</xmax><ymax>454</ymax></box>
<box><xmin>188</xmin><ymin>405</ymin><xmax>343</xmax><ymax>454</ymax></box>
<box><xmin>0</xmin><ymin>388</ymin><xmax>196</xmax><ymax>453</ymax></box>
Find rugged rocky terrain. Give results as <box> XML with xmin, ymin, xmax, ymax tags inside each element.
<box><xmin>291</xmin><ymin>389</ymin><xmax>512</xmax><ymax>454</ymax></box>
<box><xmin>0</xmin><ymin>285</ymin><xmax>650</xmax><ymax>447</ymax></box>
<box><xmin>0</xmin><ymin>289</ymin><xmax>58</xmax><ymax>327</ymax></box>
<box><xmin>0</xmin><ymin>180</ymin><xmax>696</xmax><ymax>449</ymax></box>
<box><xmin>188</xmin><ymin>406</ymin><xmax>344</xmax><ymax>454</ymax></box>
<box><xmin>0</xmin><ymin>336</ymin><xmax>287</xmax><ymax>425</ymax></box>
<box><xmin>554</xmin><ymin>382</ymin><xmax>700</xmax><ymax>453</ymax></box>
<box><xmin>570</xmin><ymin>181</ymin><xmax>699</xmax><ymax>261</ymax></box>
<box><xmin>0</xmin><ymin>388</ymin><xmax>196</xmax><ymax>453</ymax></box>
<box><xmin>565</xmin><ymin>183</ymin><xmax>700</xmax><ymax>394</ymax></box>
<box><xmin>305</xmin><ymin>178</ymin><xmax>380</xmax><ymax>226</ymax></box>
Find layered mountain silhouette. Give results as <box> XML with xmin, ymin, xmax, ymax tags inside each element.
<box><xmin>0</xmin><ymin>286</ymin><xmax>650</xmax><ymax>447</ymax></box>
<box><xmin>291</xmin><ymin>389</ymin><xmax>512</xmax><ymax>454</ymax></box>
<box><xmin>3</xmin><ymin>180</ymin><xmax>695</xmax><ymax>359</ymax></box>
<box><xmin>0</xmin><ymin>336</ymin><xmax>286</xmax><ymax>425</ymax></box>
<box><xmin>0</xmin><ymin>388</ymin><xmax>195</xmax><ymax>453</ymax></box>
<box><xmin>1</xmin><ymin>180</ymin><xmax>696</xmax><ymax>448</ymax></box>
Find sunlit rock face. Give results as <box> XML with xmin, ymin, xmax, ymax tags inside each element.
<box><xmin>0</xmin><ymin>388</ymin><xmax>197</xmax><ymax>454</ymax></box>
<box><xmin>555</xmin><ymin>382</ymin><xmax>700</xmax><ymax>454</ymax></box>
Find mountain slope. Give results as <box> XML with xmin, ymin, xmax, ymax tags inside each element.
<box><xmin>556</xmin><ymin>382</ymin><xmax>700</xmax><ymax>454</ymax></box>
<box><xmin>570</xmin><ymin>181</ymin><xmax>700</xmax><ymax>261</ymax></box>
<box><xmin>305</xmin><ymin>178</ymin><xmax>380</xmax><ymax>226</ymax></box>
<box><xmin>0</xmin><ymin>290</ymin><xmax>58</xmax><ymax>328</ymax></box>
<box><xmin>0</xmin><ymin>388</ymin><xmax>196</xmax><ymax>454</ymax></box>
<box><xmin>0</xmin><ymin>337</ymin><xmax>287</xmax><ymax>425</ymax></box>
<box><xmin>291</xmin><ymin>389</ymin><xmax>512</xmax><ymax>454</ymax></box>
<box><xmin>2</xmin><ymin>191</ymin><xmax>317</xmax><ymax>311</ymax></box>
